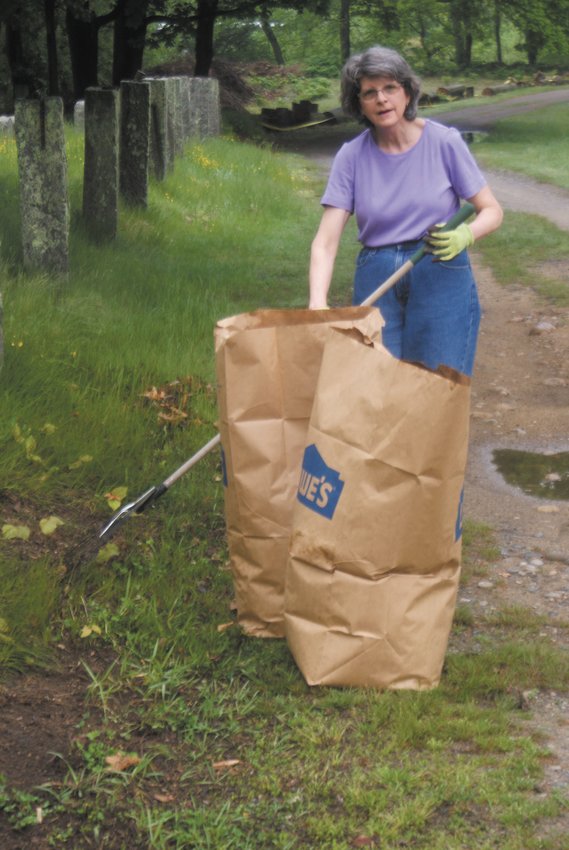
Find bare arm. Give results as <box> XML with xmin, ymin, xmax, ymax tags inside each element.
<box><xmin>309</xmin><ymin>206</ymin><xmax>352</xmax><ymax>309</ymax></box>
<box><xmin>467</xmin><ymin>184</ymin><xmax>503</xmax><ymax>241</ymax></box>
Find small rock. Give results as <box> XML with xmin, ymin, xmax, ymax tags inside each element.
<box><xmin>478</xmin><ymin>580</ymin><xmax>494</xmax><ymax>589</ymax></box>
<box><xmin>530</xmin><ymin>321</ymin><xmax>556</xmax><ymax>335</ymax></box>
<box><xmin>537</xmin><ymin>505</ymin><xmax>560</xmax><ymax>513</ymax></box>
<box><xmin>530</xmin><ymin>558</ymin><xmax>544</xmax><ymax>567</ymax></box>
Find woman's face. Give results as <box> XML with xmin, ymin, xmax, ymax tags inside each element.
<box><xmin>358</xmin><ymin>75</ymin><xmax>410</xmax><ymax>130</ymax></box>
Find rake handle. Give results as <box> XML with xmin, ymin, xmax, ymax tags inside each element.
<box><xmin>360</xmin><ymin>202</ymin><xmax>476</xmax><ymax>306</ymax></box>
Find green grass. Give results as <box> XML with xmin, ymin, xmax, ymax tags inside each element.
<box><xmin>474</xmin><ymin>211</ymin><xmax>569</xmax><ymax>304</ymax></box>
<box><xmin>0</xmin><ymin>108</ymin><xmax>568</xmax><ymax>848</ymax></box>
<box><xmin>474</xmin><ymin>103</ymin><xmax>569</xmax><ymax>189</ymax></box>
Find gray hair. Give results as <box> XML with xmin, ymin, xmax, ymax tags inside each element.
<box><xmin>341</xmin><ymin>45</ymin><xmax>421</xmax><ymax>123</ymax></box>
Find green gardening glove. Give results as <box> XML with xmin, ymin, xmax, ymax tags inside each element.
<box><xmin>427</xmin><ymin>222</ymin><xmax>475</xmax><ymax>261</ymax></box>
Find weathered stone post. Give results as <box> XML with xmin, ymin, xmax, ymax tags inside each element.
<box><xmin>119</xmin><ymin>80</ymin><xmax>150</xmax><ymax>206</ymax></box>
<box><xmin>180</xmin><ymin>77</ymin><xmax>192</xmax><ymax>142</ymax></box>
<box><xmin>14</xmin><ymin>97</ymin><xmax>69</xmax><ymax>275</ymax></box>
<box><xmin>173</xmin><ymin>77</ymin><xmax>185</xmax><ymax>156</ymax></box>
<box><xmin>83</xmin><ymin>88</ymin><xmax>120</xmax><ymax>241</ymax></box>
<box><xmin>73</xmin><ymin>99</ymin><xmax>85</xmax><ymax>131</ymax></box>
<box><xmin>188</xmin><ymin>77</ymin><xmax>221</xmax><ymax>139</ymax></box>
<box><xmin>148</xmin><ymin>78</ymin><xmax>168</xmax><ymax>180</ymax></box>
<box><xmin>165</xmin><ymin>77</ymin><xmax>177</xmax><ymax>171</ymax></box>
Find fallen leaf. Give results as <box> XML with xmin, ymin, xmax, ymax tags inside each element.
<box><xmin>217</xmin><ymin>621</ymin><xmax>235</xmax><ymax>633</ymax></box>
<box><xmin>105</xmin><ymin>753</ymin><xmax>141</xmax><ymax>772</ymax></box>
<box><xmin>105</xmin><ymin>486</ymin><xmax>128</xmax><ymax>510</ymax></box>
<box><xmin>212</xmin><ymin>759</ymin><xmax>241</xmax><ymax>772</ymax></box>
<box><xmin>153</xmin><ymin>793</ymin><xmax>175</xmax><ymax>803</ymax></box>
<box><xmin>537</xmin><ymin>505</ymin><xmax>560</xmax><ymax>513</ymax></box>
<box><xmin>39</xmin><ymin>515</ymin><xmax>65</xmax><ymax>535</ymax></box>
<box><xmin>352</xmin><ymin>837</ymin><xmax>375</xmax><ymax>848</ymax></box>
<box><xmin>68</xmin><ymin>454</ymin><xmax>93</xmax><ymax>470</ymax></box>
<box><xmin>95</xmin><ymin>542</ymin><xmax>120</xmax><ymax>563</ymax></box>
<box><xmin>142</xmin><ymin>387</ymin><xmax>166</xmax><ymax>401</ymax></box>
<box><xmin>80</xmin><ymin>624</ymin><xmax>102</xmax><ymax>638</ymax></box>
<box><xmin>2</xmin><ymin>523</ymin><xmax>31</xmax><ymax>541</ymax></box>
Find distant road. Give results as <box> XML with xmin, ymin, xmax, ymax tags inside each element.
<box><xmin>431</xmin><ymin>86</ymin><xmax>569</xmax><ymax>131</ymax></box>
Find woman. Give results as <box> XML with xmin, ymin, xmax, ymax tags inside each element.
<box><xmin>309</xmin><ymin>45</ymin><xmax>503</xmax><ymax>376</ymax></box>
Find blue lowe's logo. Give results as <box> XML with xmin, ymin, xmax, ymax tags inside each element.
<box><xmin>297</xmin><ymin>444</ymin><xmax>345</xmax><ymax>520</ymax></box>
<box><xmin>455</xmin><ymin>488</ymin><xmax>464</xmax><ymax>541</ymax></box>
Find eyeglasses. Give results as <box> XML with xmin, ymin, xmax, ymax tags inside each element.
<box><xmin>359</xmin><ymin>83</ymin><xmax>402</xmax><ymax>102</ymax></box>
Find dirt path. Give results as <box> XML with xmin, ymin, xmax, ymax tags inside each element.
<box><xmin>287</xmin><ymin>93</ymin><xmax>569</xmax><ymax>818</ymax></box>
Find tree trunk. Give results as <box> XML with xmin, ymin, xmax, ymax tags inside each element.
<box><xmin>112</xmin><ymin>0</ymin><xmax>149</xmax><ymax>85</ymax></box>
<box><xmin>194</xmin><ymin>0</ymin><xmax>218</xmax><ymax>77</ymax></box>
<box><xmin>494</xmin><ymin>4</ymin><xmax>502</xmax><ymax>64</ymax></box>
<box><xmin>259</xmin><ymin>8</ymin><xmax>285</xmax><ymax>65</ymax></box>
<box><xmin>66</xmin><ymin>7</ymin><xmax>99</xmax><ymax>99</ymax></box>
<box><xmin>464</xmin><ymin>31</ymin><xmax>472</xmax><ymax>66</ymax></box>
<box><xmin>525</xmin><ymin>29</ymin><xmax>543</xmax><ymax>65</ymax></box>
<box><xmin>339</xmin><ymin>0</ymin><xmax>350</xmax><ymax>63</ymax></box>
<box><xmin>450</xmin><ymin>0</ymin><xmax>472</xmax><ymax>68</ymax></box>
<box><xmin>5</xmin><ymin>17</ymin><xmax>30</xmax><ymax>96</ymax></box>
<box><xmin>44</xmin><ymin>0</ymin><xmax>59</xmax><ymax>95</ymax></box>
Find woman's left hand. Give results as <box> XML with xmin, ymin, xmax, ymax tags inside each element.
<box><xmin>427</xmin><ymin>222</ymin><xmax>475</xmax><ymax>261</ymax></box>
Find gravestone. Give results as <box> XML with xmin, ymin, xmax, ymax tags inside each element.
<box><xmin>148</xmin><ymin>78</ymin><xmax>168</xmax><ymax>180</ymax></box>
<box><xmin>165</xmin><ymin>78</ymin><xmax>177</xmax><ymax>171</ymax></box>
<box><xmin>15</xmin><ymin>97</ymin><xmax>69</xmax><ymax>275</ymax></box>
<box><xmin>188</xmin><ymin>77</ymin><xmax>221</xmax><ymax>138</ymax></box>
<box><xmin>180</xmin><ymin>77</ymin><xmax>192</xmax><ymax>142</ymax></box>
<box><xmin>73</xmin><ymin>99</ymin><xmax>85</xmax><ymax>130</ymax></box>
<box><xmin>119</xmin><ymin>80</ymin><xmax>150</xmax><ymax>206</ymax></box>
<box><xmin>173</xmin><ymin>77</ymin><xmax>184</xmax><ymax>157</ymax></box>
<box><xmin>83</xmin><ymin>88</ymin><xmax>119</xmax><ymax>241</ymax></box>
<box><xmin>0</xmin><ymin>116</ymin><xmax>15</xmax><ymax>136</ymax></box>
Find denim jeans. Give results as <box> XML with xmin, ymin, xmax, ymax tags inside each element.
<box><xmin>353</xmin><ymin>243</ymin><xmax>481</xmax><ymax>376</ymax></box>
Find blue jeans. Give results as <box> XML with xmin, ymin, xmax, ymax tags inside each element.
<box><xmin>353</xmin><ymin>243</ymin><xmax>481</xmax><ymax>377</ymax></box>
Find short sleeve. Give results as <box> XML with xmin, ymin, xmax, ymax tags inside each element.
<box><xmin>320</xmin><ymin>143</ymin><xmax>356</xmax><ymax>212</ymax></box>
<box><xmin>444</xmin><ymin>128</ymin><xmax>486</xmax><ymax>200</ymax></box>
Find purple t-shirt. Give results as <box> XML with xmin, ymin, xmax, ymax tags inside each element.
<box><xmin>320</xmin><ymin>119</ymin><xmax>486</xmax><ymax>246</ymax></box>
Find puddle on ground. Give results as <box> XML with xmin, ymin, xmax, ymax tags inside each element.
<box><xmin>493</xmin><ymin>449</ymin><xmax>569</xmax><ymax>500</ymax></box>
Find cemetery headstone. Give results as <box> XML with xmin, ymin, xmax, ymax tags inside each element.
<box><xmin>15</xmin><ymin>97</ymin><xmax>69</xmax><ymax>275</ymax></box>
<box><xmin>119</xmin><ymin>80</ymin><xmax>150</xmax><ymax>207</ymax></box>
<box><xmin>188</xmin><ymin>77</ymin><xmax>221</xmax><ymax>139</ymax></box>
<box><xmin>83</xmin><ymin>88</ymin><xmax>120</xmax><ymax>241</ymax></box>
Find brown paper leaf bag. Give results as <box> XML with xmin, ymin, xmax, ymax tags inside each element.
<box><xmin>285</xmin><ymin>327</ymin><xmax>471</xmax><ymax>687</ymax></box>
<box><xmin>215</xmin><ymin>307</ymin><xmax>383</xmax><ymax>638</ymax></box>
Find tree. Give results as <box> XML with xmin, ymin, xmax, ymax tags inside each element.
<box><xmin>501</xmin><ymin>0</ymin><xmax>569</xmax><ymax>64</ymax></box>
<box><xmin>259</xmin><ymin>5</ymin><xmax>285</xmax><ymax>64</ymax></box>
<box><xmin>339</xmin><ymin>0</ymin><xmax>350</xmax><ymax>62</ymax></box>
<box><xmin>66</xmin><ymin>0</ymin><xmax>117</xmax><ymax>98</ymax></box>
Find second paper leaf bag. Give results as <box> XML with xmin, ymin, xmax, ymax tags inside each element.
<box><xmin>285</xmin><ymin>327</ymin><xmax>471</xmax><ymax>687</ymax></box>
<box><xmin>215</xmin><ymin>307</ymin><xmax>383</xmax><ymax>638</ymax></box>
